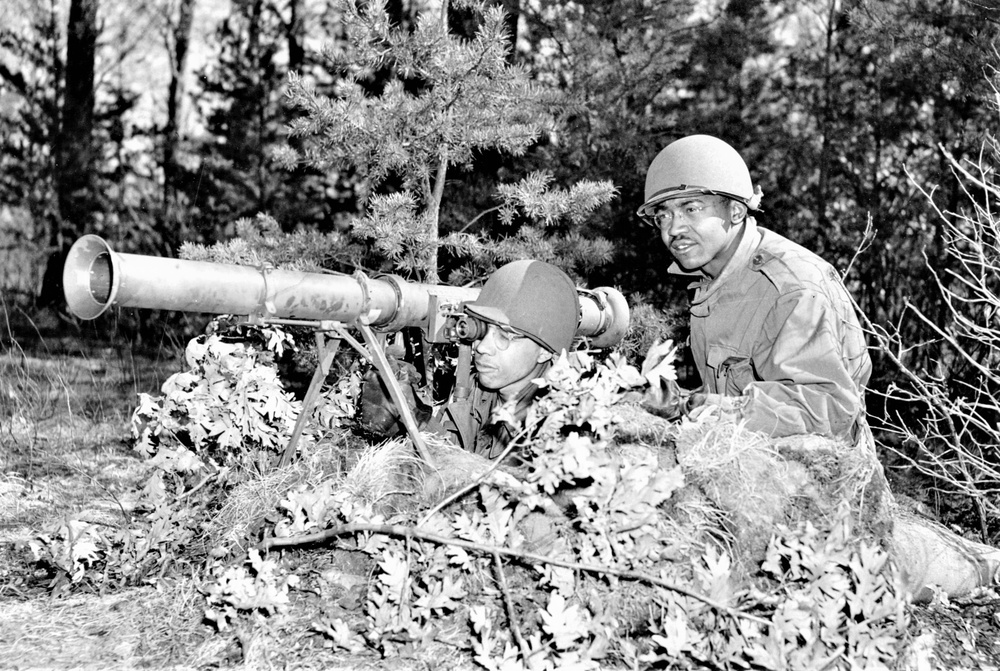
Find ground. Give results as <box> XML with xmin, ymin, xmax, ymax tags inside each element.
<box><xmin>1</xmin><ymin>351</ymin><xmax>999</xmax><ymax>670</ymax></box>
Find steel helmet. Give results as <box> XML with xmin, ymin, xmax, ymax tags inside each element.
<box><xmin>637</xmin><ymin>134</ymin><xmax>761</xmax><ymax>217</ymax></box>
<box><xmin>464</xmin><ymin>260</ymin><xmax>580</xmax><ymax>354</ymax></box>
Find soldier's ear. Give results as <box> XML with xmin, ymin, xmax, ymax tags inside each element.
<box><xmin>729</xmin><ymin>200</ymin><xmax>748</xmax><ymax>223</ymax></box>
<box><xmin>536</xmin><ymin>350</ymin><xmax>554</xmax><ymax>365</ymax></box>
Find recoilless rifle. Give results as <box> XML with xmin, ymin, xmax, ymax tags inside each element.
<box><xmin>62</xmin><ymin>234</ymin><xmax>631</xmax><ymax>465</ymax></box>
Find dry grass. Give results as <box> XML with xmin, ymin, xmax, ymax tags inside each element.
<box><xmin>205</xmin><ymin>435</ymin><xmax>420</xmax><ymax>555</ymax></box>
<box><xmin>0</xmin><ymin>351</ymin><xmax>162</xmax><ymax>546</ymax></box>
<box><xmin>207</xmin><ymin>460</ymin><xmax>318</xmax><ymax>554</ymax></box>
<box><xmin>675</xmin><ymin>417</ymin><xmax>794</xmax><ymax>529</ymax></box>
<box><xmin>0</xmin><ymin>580</ymin><xmax>211</xmax><ymax>670</ymax></box>
<box><xmin>671</xmin><ymin>414</ymin><xmax>896</xmax><ymax>573</ymax></box>
<box><xmin>338</xmin><ymin>437</ymin><xmax>422</xmax><ymax>510</ymax></box>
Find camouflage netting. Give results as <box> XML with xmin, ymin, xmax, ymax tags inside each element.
<box><xmin>669</xmin><ymin>412</ymin><xmax>895</xmax><ymax>571</ymax></box>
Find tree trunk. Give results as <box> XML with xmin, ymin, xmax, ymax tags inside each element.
<box><xmin>385</xmin><ymin>0</ymin><xmax>405</xmax><ymax>27</ymax></box>
<box><xmin>287</xmin><ymin>0</ymin><xmax>304</xmax><ymax>73</ymax></box>
<box><xmin>40</xmin><ymin>0</ymin><xmax>100</xmax><ymax>307</ymax></box>
<box><xmin>249</xmin><ymin>0</ymin><xmax>267</xmax><ymax>211</ymax></box>
<box><xmin>161</xmin><ymin>0</ymin><xmax>196</xmax><ymax>250</ymax></box>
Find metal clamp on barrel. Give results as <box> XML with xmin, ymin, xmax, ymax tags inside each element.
<box><xmin>352</xmin><ymin>270</ymin><xmax>374</xmax><ymax>324</ymax></box>
<box><xmin>250</xmin><ymin>263</ymin><xmax>278</xmax><ymax>323</ymax></box>
<box><xmin>373</xmin><ymin>274</ymin><xmax>408</xmax><ymax>333</ymax></box>
<box><xmin>578</xmin><ymin>287</ymin><xmax>609</xmax><ymax>337</ymax></box>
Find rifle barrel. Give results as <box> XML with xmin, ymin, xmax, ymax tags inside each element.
<box><xmin>63</xmin><ymin>235</ymin><xmax>629</xmax><ymax>348</ymax></box>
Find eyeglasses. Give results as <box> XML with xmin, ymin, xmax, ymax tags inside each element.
<box><xmin>480</xmin><ymin>323</ymin><xmax>529</xmax><ymax>351</ymax></box>
<box><xmin>638</xmin><ymin>199</ymin><xmax>714</xmax><ymax>230</ymax></box>
<box><xmin>639</xmin><ymin>210</ymin><xmax>671</xmax><ymax>230</ymax></box>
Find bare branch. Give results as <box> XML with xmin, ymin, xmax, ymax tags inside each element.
<box><xmin>260</xmin><ymin>521</ymin><xmax>768</xmax><ymax>626</ymax></box>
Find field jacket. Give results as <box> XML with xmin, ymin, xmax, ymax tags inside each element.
<box><xmin>671</xmin><ymin>218</ymin><xmax>873</xmax><ymax>445</ymax></box>
<box><xmin>425</xmin><ymin>378</ymin><xmax>538</xmax><ymax>460</ymax></box>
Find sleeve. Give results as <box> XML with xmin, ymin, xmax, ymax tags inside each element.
<box><xmin>740</xmin><ymin>288</ymin><xmax>865</xmax><ymax>440</ymax></box>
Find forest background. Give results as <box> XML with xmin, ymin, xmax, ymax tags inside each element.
<box><xmin>0</xmin><ymin>0</ymin><xmax>999</xmax><ymax>667</ymax></box>
<box><xmin>1</xmin><ymin>0</ymin><xmax>1000</xmax><ymax>566</ymax></box>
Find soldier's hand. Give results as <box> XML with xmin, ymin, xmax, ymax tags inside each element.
<box><xmin>683</xmin><ymin>392</ymin><xmax>747</xmax><ymax>423</ymax></box>
<box><xmin>636</xmin><ymin>338</ymin><xmax>686</xmax><ymax>420</ymax></box>
<box><xmin>641</xmin><ymin>378</ymin><xmax>686</xmax><ymax>420</ymax></box>
<box><xmin>357</xmin><ymin>346</ymin><xmax>430</xmax><ymax>437</ymax></box>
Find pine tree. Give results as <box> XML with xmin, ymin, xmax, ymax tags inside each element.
<box><xmin>270</xmin><ymin>0</ymin><xmax>616</xmax><ymax>285</ymax></box>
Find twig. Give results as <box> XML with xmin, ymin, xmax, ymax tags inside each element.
<box><xmin>173</xmin><ymin>470</ymin><xmax>222</xmax><ymax>504</ymax></box>
<box><xmin>492</xmin><ymin>552</ymin><xmax>532</xmax><ymax>661</ymax></box>
<box><xmin>843</xmin><ymin>215</ymin><xmax>876</xmax><ymax>279</ymax></box>
<box><xmin>418</xmin><ymin>426</ymin><xmax>528</xmax><ymax>526</ymax></box>
<box><xmin>456</xmin><ymin>205</ymin><xmax>502</xmax><ymax>234</ymax></box>
<box><xmin>68</xmin><ymin>464</ymin><xmax>134</xmax><ymax>526</ymax></box>
<box><xmin>259</xmin><ymin>521</ymin><xmax>768</xmax><ymax>626</ymax></box>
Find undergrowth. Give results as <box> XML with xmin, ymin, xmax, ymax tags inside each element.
<box><xmin>21</xmin><ymin>322</ymin><xmax>914</xmax><ymax>670</ymax></box>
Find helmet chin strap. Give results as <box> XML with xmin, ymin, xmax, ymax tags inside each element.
<box><xmin>497</xmin><ymin>357</ymin><xmax>554</xmax><ymax>404</ymax></box>
<box><xmin>454</xmin><ymin>342</ymin><xmax>475</xmax><ymax>402</ymax></box>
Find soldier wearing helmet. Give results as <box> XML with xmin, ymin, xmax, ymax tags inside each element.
<box><xmin>640</xmin><ymin>134</ymin><xmax>1000</xmax><ymax>603</ymax></box>
<box><xmin>639</xmin><ymin>134</ymin><xmax>872</xmax><ymax>446</ymax></box>
<box><xmin>360</xmin><ymin>259</ymin><xmax>580</xmax><ymax>459</ymax></box>
<box><xmin>427</xmin><ymin>259</ymin><xmax>580</xmax><ymax>458</ymax></box>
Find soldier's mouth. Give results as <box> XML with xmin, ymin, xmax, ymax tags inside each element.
<box><xmin>670</xmin><ymin>239</ymin><xmax>696</xmax><ymax>254</ymax></box>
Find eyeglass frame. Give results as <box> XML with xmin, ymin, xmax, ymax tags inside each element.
<box><xmin>637</xmin><ymin>190</ymin><xmax>736</xmax><ymax>230</ymax></box>
<box><xmin>477</xmin><ymin>322</ymin><xmax>531</xmax><ymax>351</ymax></box>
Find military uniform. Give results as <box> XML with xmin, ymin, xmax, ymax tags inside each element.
<box><xmin>424</xmin><ymin>380</ymin><xmax>539</xmax><ymax>460</ymax></box>
<box><xmin>673</xmin><ymin>217</ymin><xmax>872</xmax><ymax>446</ymax></box>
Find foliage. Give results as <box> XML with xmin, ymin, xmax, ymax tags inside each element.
<box><xmin>28</xmin><ymin>519</ymin><xmax>106</xmax><ymax>588</ymax></box>
<box><xmin>278</xmin><ymin>0</ymin><xmax>549</xmax><ymax>187</ymax></box>
<box><xmin>617</xmin><ymin>299</ymin><xmax>687</xmax><ymax>368</ymax></box>
<box><xmin>204</xmin><ymin>548</ymin><xmax>300</xmax><ymax>631</ymax></box>
<box><xmin>179</xmin><ymin>0</ymin><xmax>341</xmax><ymax>248</ymax></box>
<box><xmin>0</xmin><ymin>4</ymin><xmax>60</xmax><ymax>244</ymax></box>
<box><xmin>179</xmin><ymin>212</ymin><xmax>362</xmax><ymax>273</ymax></box>
<box><xmin>746</xmin><ymin>512</ymin><xmax>909</xmax><ymax>669</ymax></box>
<box><xmin>132</xmin><ymin>325</ymin><xmax>300</xmax><ymax>461</ymax></box>
<box><xmin>17</xmin><ymin>314</ymin><xmax>917</xmax><ymax>669</ymax></box>
<box><xmin>513</xmin><ymin>0</ymin><xmax>706</xmax><ymax>304</ymax></box>
<box><xmin>758</xmin><ymin>0</ymin><xmax>998</xmax><ymax>361</ymax></box>
<box><xmin>259</xmin><ymin>349</ymin><xmax>910</xmax><ymax>670</ymax></box>
<box><xmin>24</xmin><ymin>319</ymin><xmax>361</xmax><ymax>590</ymax></box>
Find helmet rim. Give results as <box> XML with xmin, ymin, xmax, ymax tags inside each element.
<box><xmin>464</xmin><ymin>304</ymin><xmax>551</xmax><ymax>351</ymax></box>
<box><xmin>636</xmin><ymin>186</ymin><xmax>751</xmax><ymax>218</ymax></box>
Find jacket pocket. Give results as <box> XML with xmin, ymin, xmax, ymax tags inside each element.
<box><xmin>707</xmin><ymin>346</ymin><xmax>755</xmax><ymax>395</ymax></box>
